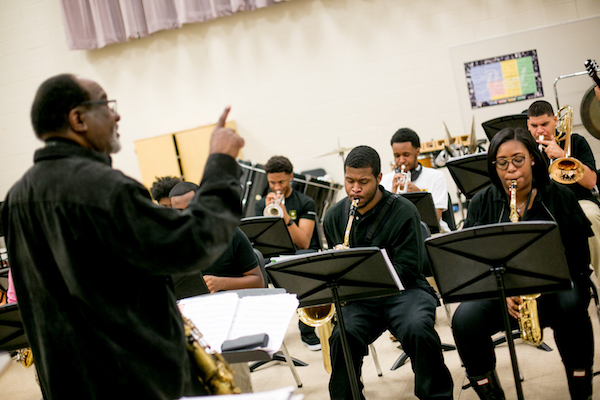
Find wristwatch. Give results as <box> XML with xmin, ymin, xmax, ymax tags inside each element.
<box><xmin>286</xmin><ymin>219</ymin><xmax>295</xmax><ymax>226</ymax></box>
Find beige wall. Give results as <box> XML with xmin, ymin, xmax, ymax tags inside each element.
<box><xmin>1</xmin><ymin>0</ymin><xmax>599</xmax><ymax>201</ymax></box>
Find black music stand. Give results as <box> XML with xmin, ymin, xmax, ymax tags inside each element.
<box><xmin>446</xmin><ymin>153</ymin><xmax>491</xmax><ymax>200</ymax></box>
<box><xmin>401</xmin><ymin>192</ymin><xmax>440</xmax><ymax>234</ymax></box>
<box><xmin>0</xmin><ymin>303</ymin><xmax>29</xmax><ymax>352</ymax></box>
<box><xmin>425</xmin><ymin>221</ymin><xmax>571</xmax><ymax>400</ymax></box>
<box><xmin>267</xmin><ymin>247</ymin><xmax>402</xmax><ymax>400</ymax></box>
<box><xmin>239</xmin><ymin>217</ymin><xmax>296</xmax><ymax>258</ymax></box>
<box><xmin>482</xmin><ymin>114</ymin><xmax>529</xmax><ymax>142</ymax></box>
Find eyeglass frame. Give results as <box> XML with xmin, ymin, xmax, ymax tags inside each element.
<box><xmin>78</xmin><ymin>99</ymin><xmax>117</xmax><ymax>113</ymax></box>
<box><xmin>492</xmin><ymin>155</ymin><xmax>527</xmax><ymax>171</ymax></box>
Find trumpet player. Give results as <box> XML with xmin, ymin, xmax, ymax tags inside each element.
<box><xmin>452</xmin><ymin>128</ymin><xmax>594</xmax><ymax>400</ymax></box>
<box><xmin>254</xmin><ymin>156</ymin><xmax>320</xmax><ymax>252</ymax></box>
<box><xmin>527</xmin><ymin>100</ymin><xmax>600</xmax><ymax>281</ymax></box>
<box><xmin>323</xmin><ymin>146</ymin><xmax>453</xmax><ymax>400</ymax></box>
<box><xmin>253</xmin><ymin>155</ymin><xmax>322</xmax><ymax>350</ymax></box>
<box><xmin>380</xmin><ymin>128</ymin><xmax>451</xmax><ymax>232</ymax></box>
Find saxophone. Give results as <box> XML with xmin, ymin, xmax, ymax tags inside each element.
<box><xmin>508</xmin><ymin>180</ymin><xmax>543</xmax><ymax>346</ymax></box>
<box><xmin>182</xmin><ymin>315</ymin><xmax>241</xmax><ymax>394</ymax></box>
<box><xmin>297</xmin><ymin>197</ymin><xmax>360</xmax><ymax>373</ymax></box>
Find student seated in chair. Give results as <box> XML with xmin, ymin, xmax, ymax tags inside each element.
<box><xmin>169</xmin><ymin>181</ymin><xmax>264</xmax><ymax>295</ymax></box>
<box><xmin>452</xmin><ymin>127</ymin><xmax>594</xmax><ymax>400</ymax></box>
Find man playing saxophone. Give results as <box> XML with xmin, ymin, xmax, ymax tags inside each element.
<box><xmin>323</xmin><ymin>146</ymin><xmax>453</xmax><ymax>400</ymax></box>
<box><xmin>452</xmin><ymin>128</ymin><xmax>594</xmax><ymax>400</ymax></box>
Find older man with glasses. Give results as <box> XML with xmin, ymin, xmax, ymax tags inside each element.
<box><xmin>2</xmin><ymin>74</ymin><xmax>245</xmax><ymax>400</ymax></box>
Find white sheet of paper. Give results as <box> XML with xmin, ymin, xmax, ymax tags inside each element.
<box><xmin>227</xmin><ymin>293</ymin><xmax>299</xmax><ymax>355</ymax></box>
<box><xmin>178</xmin><ymin>292</ymin><xmax>239</xmax><ymax>351</ymax></box>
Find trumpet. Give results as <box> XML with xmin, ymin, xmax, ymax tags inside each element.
<box><xmin>394</xmin><ymin>165</ymin><xmax>411</xmax><ymax>194</ymax></box>
<box><xmin>263</xmin><ymin>191</ymin><xmax>285</xmax><ymax>218</ymax></box>
<box><xmin>508</xmin><ymin>180</ymin><xmax>543</xmax><ymax>346</ymax></box>
<box><xmin>548</xmin><ymin>105</ymin><xmax>584</xmax><ymax>184</ymax></box>
<box><xmin>298</xmin><ymin>198</ymin><xmax>359</xmax><ymax>373</ymax></box>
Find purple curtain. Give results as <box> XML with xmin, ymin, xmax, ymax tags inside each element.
<box><xmin>60</xmin><ymin>0</ymin><xmax>290</xmax><ymax>50</ymax></box>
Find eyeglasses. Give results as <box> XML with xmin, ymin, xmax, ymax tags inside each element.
<box><xmin>79</xmin><ymin>99</ymin><xmax>117</xmax><ymax>113</ymax></box>
<box><xmin>492</xmin><ymin>155</ymin><xmax>527</xmax><ymax>170</ymax></box>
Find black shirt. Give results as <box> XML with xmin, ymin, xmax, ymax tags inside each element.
<box><xmin>465</xmin><ymin>182</ymin><xmax>592</xmax><ymax>280</ymax></box>
<box><xmin>255</xmin><ymin>189</ymin><xmax>320</xmax><ymax>250</ymax></box>
<box><xmin>173</xmin><ymin>228</ymin><xmax>259</xmax><ymax>299</ymax></box>
<box><xmin>323</xmin><ymin>186</ymin><xmax>433</xmax><ymax>293</ymax></box>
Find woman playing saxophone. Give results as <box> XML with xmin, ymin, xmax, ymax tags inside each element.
<box><xmin>451</xmin><ymin>127</ymin><xmax>595</xmax><ymax>400</ymax></box>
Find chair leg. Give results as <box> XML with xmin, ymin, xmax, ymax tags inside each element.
<box><xmin>280</xmin><ymin>341</ymin><xmax>303</xmax><ymax>388</ymax></box>
<box><xmin>368</xmin><ymin>344</ymin><xmax>382</xmax><ymax>377</ymax></box>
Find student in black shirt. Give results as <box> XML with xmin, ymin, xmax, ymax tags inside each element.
<box><xmin>452</xmin><ymin>127</ymin><xmax>594</xmax><ymax>400</ymax></box>
<box><xmin>169</xmin><ymin>181</ymin><xmax>263</xmax><ymax>296</ymax></box>
<box><xmin>323</xmin><ymin>146</ymin><xmax>453</xmax><ymax>400</ymax></box>
<box><xmin>254</xmin><ymin>155</ymin><xmax>321</xmax><ymax>251</ymax></box>
<box><xmin>254</xmin><ymin>155</ymin><xmax>321</xmax><ymax>349</ymax></box>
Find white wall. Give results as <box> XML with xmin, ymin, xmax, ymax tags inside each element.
<box><xmin>1</xmin><ymin>0</ymin><xmax>599</xmax><ymax>200</ymax></box>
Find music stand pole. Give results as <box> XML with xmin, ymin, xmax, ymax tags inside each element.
<box><xmin>329</xmin><ymin>282</ymin><xmax>361</xmax><ymax>400</ymax></box>
<box><xmin>492</xmin><ymin>265</ymin><xmax>525</xmax><ymax>400</ymax></box>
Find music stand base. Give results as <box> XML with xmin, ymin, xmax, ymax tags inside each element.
<box><xmin>249</xmin><ymin>352</ymin><xmax>308</xmax><ymax>372</ymax></box>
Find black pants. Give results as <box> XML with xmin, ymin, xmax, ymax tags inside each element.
<box><xmin>452</xmin><ymin>278</ymin><xmax>594</xmax><ymax>377</ymax></box>
<box><xmin>328</xmin><ymin>289</ymin><xmax>453</xmax><ymax>400</ymax></box>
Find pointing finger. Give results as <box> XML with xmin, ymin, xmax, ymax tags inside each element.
<box><xmin>216</xmin><ymin>106</ymin><xmax>231</xmax><ymax>129</ymax></box>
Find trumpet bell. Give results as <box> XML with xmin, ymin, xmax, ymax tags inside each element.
<box><xmin>263</xmin><ymin>203</ymin><xmax>284</xmax><ymax>218</ymax></box>
<box><xmin>548</xmin><ymin>157</ymin><xmax>585</xmax><ymax>184</ymax></box>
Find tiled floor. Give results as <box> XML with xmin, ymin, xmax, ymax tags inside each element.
<box><xmin>2</xmin><ymin>296</ymin><xmax>600</xmax><ymax>399</ymax></box>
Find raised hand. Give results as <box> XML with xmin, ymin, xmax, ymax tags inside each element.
<box><xmin>209</xmin><ymin>106</ymin><xmax>245</xmax><ymax>158</ymax></box>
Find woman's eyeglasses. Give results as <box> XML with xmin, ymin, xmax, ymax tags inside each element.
<box><xmin>492</xmin><ymin>155</ymin><xmax>526</xmax><ymax>170</ymax></box>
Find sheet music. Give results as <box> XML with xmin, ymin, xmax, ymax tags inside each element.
<box><xmin>178</xmin><ymin>291</ymin><xmax>298</xmax><ymax>356</ymax></box>
<box><xmin>381</xmin><ymin>249</ymin><xmax>404</xmax><ymax>291</ymax></box>
<box><xmin>179</xmin><ymin>385</ymin><xmax>301</xmax><ymax>399</ymax></box>
<box><xmin>227</xmin><ymin>293</ymin><xmax>299</xmax><ymax>355</ymax></box>
<box><xmin>178</xmin><ymin>292</ymin><xmax>239</xmax><ymax>351</ymax></box>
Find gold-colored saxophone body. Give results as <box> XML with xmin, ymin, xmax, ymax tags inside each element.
<box><xmin>182</xmin><ymin>316</ymin><xmax>241</xmax><ymax>395</ymax></box>
<box><xmin>508</xmin><ymin>180</ymin><xmax>543</xmax><ymax>346</ymax></box>
<box><xmin>297</xmin><ymin>198</ymin><xmax>360</xmax><ymax>373</ymax></box>
<box><xmin>548</xmin><ymin>105</ymin><xmax>584</xmax><ymax>184</ymax></box>
<box><xmin>15</xmin><ymin>348</ymin><xmax>33</xmax><ymax>368</ymax></box>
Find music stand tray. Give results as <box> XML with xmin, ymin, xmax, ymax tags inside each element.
<box><xmin>0</xmin><ymin>303</ymin><xmax>29</xmax><ymax>352</ymax></box>
<box><xmin>401</xmin><ymin>192</ymin><xmax>440</xmax><ymax>234</ymax></box>
<box><xmin>267</xmin><ymin>247</ymin><xmax>402</xmax><ymax>400</ymax></box>
<box><xmin>446</xmin><ymin>153</ymin><xmax>491</xmax><ymax>200</ymax></box>
<box><xmin>481</xmin><ymin>114</ymin><xmax>528</xmax><ymax>142</ymax></box>
<box><xmin>266</xmin><ymin>247</ymin><xmax>403</xmax><ymax>307</ymax></box>
<box><xmin>239</xmin><ymin>217</ymin><xmax>296</xmax><ymax>258</ymax></box>
<box><xmin>425</xmin><ymin>221</ymin><xmax>571</xmax><ymax>400</ymax></box>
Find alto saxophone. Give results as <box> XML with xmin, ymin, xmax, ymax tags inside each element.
<box><xmin>297</xmin><ymin>198</ymin><xmax>360</xmax><ymax>373</ymax></box>
<box><xmin>182</xmin><ymin>315</ymin><xmax>241</xmax><ymax>394</ymax></box>
<box><xmin>508</xmin><ymin>180</ymin><xmax>543</xmax><ymax>346</ymax></box>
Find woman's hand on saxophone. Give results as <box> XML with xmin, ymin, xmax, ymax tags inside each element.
<box><xmin>506</xmin><ymin>296</ymin><xmax>522</xmax><ymax>319</ymax></box>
